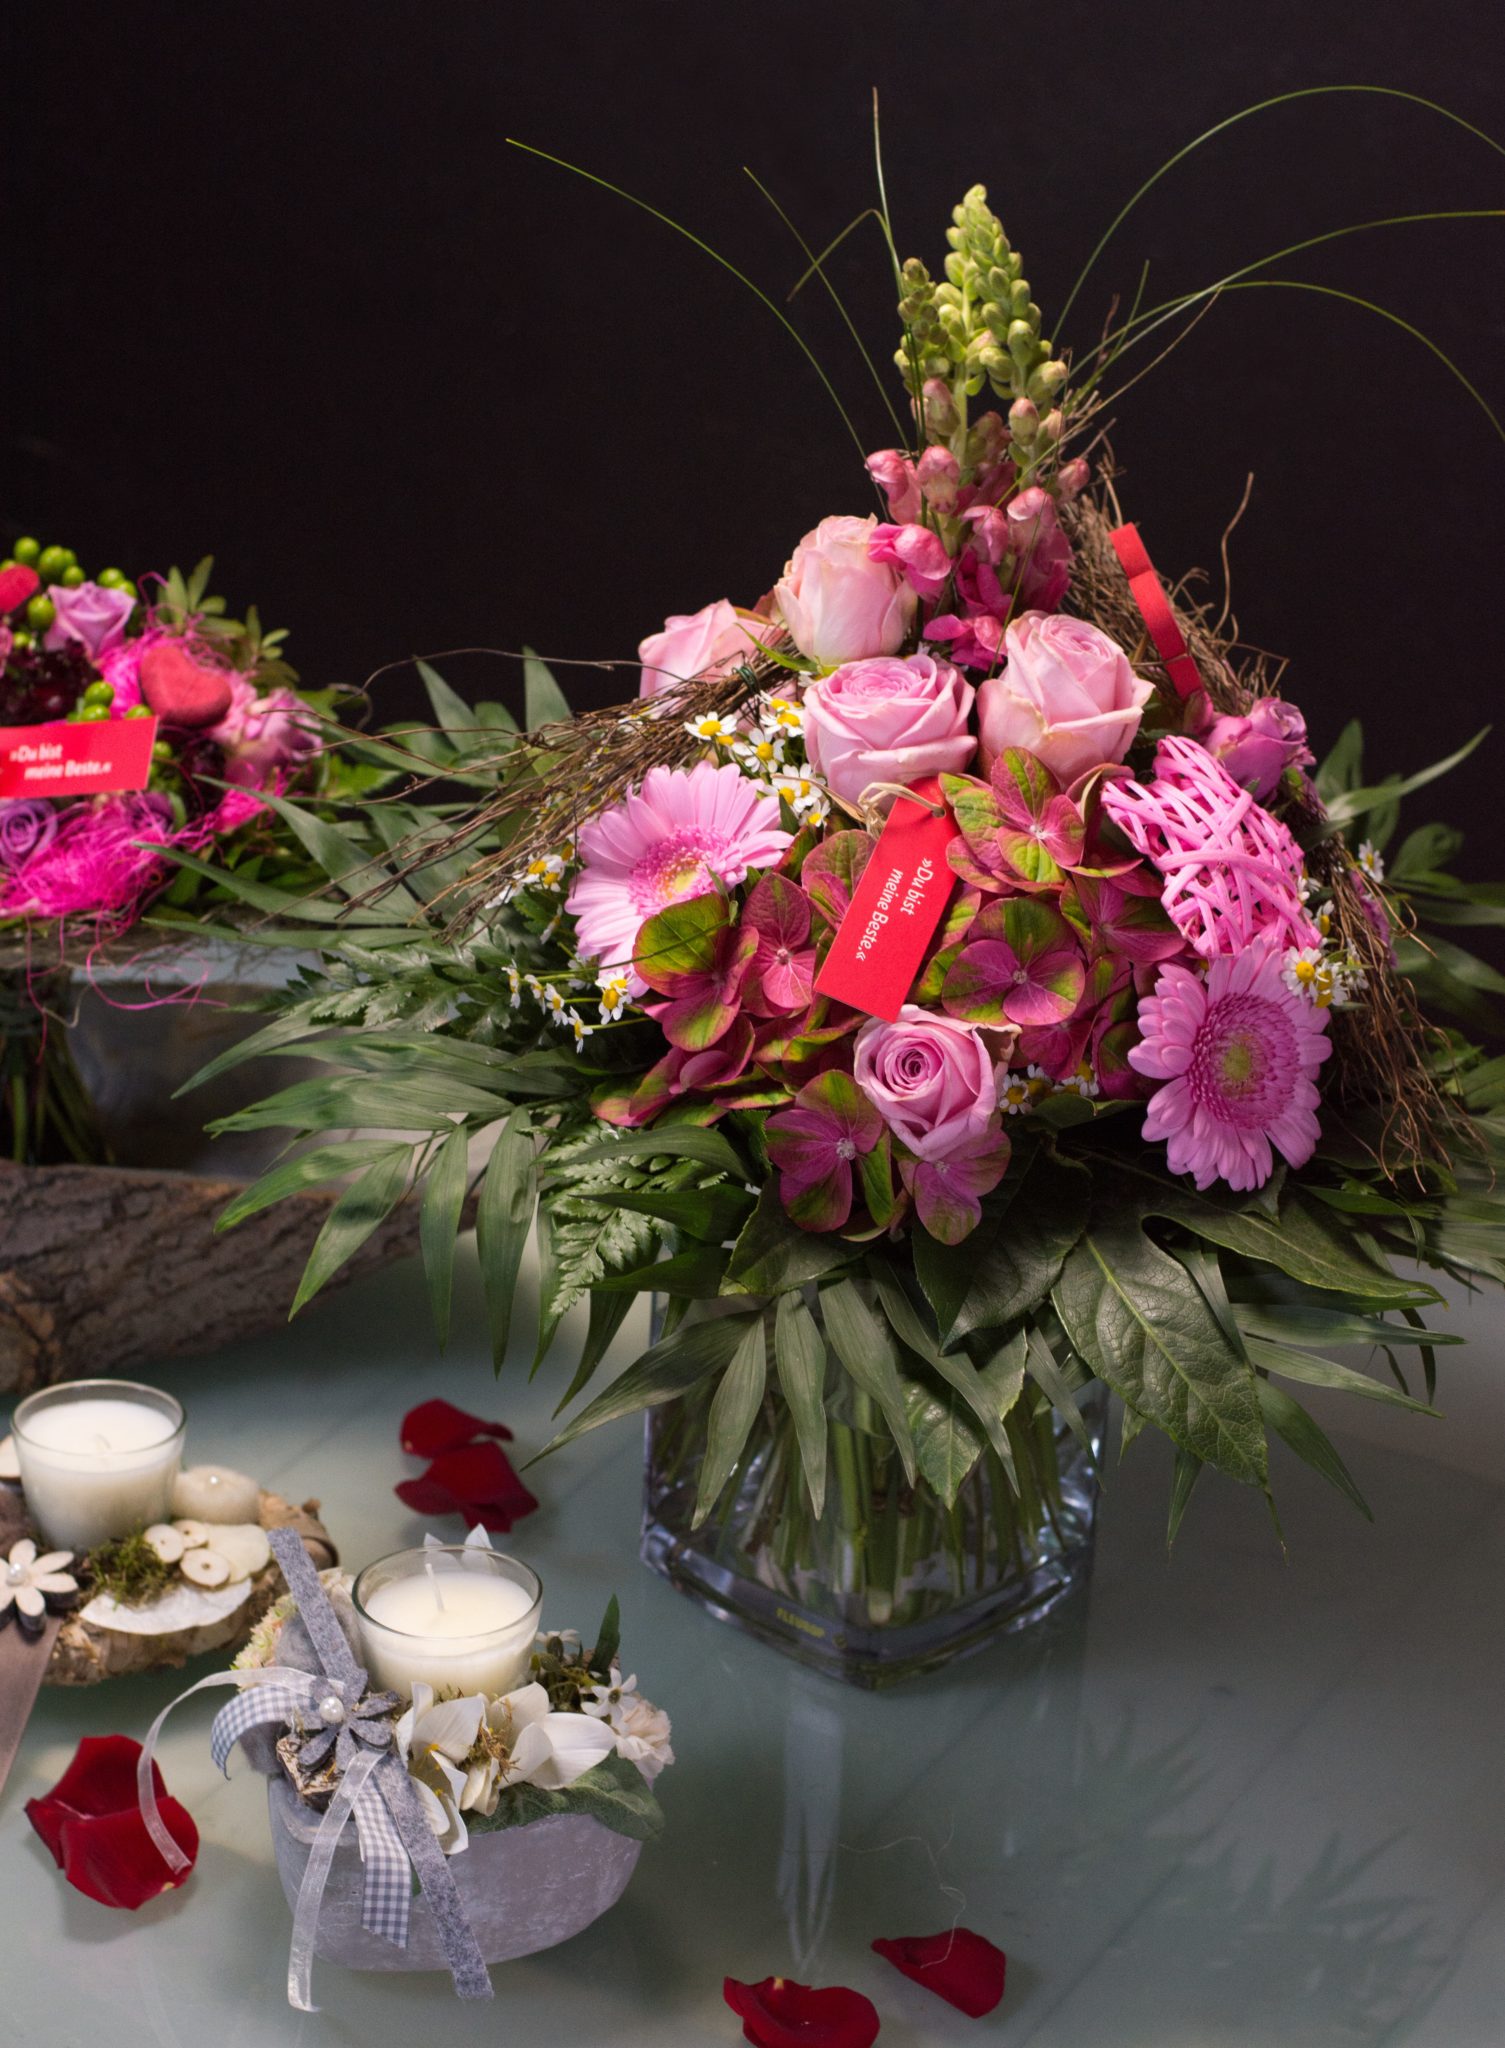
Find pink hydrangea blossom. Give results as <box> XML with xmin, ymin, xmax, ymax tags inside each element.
<box><xmin>1128</xmin><ymin>941</ymin><xmax>1330</xmax><ymax>1191</ymax></box>
<box><xmin>566</xmin><ymin>761</ymin><xmax>791</xmax><ymax>993</ymax></box>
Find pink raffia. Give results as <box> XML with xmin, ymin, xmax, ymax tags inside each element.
<box><xmin>0</xmin><ymin>787</ymin><xmax>267</xmax><ymax>926</ymax></box>
<box><xmin>1101</xmin><ymin>736</ymin><xmax>1320</xmax><ymax>960</ymax></box>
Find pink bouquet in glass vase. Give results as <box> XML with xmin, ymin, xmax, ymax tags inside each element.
<box><xmin>201</xmin><ymin>173</ymin><xmax>1505</xmax><ymax>1687</ymax></box>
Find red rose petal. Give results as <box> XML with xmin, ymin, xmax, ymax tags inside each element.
<box><xmin>394</xmin><ymin>1440</ymin><xmax>538</xmax><ymax>1532</ymax></box>
<box><xmin>723</xmin><ymin>1975</ymin><xmax>881</xmax><ymax>2048</ymax></box>
<box><xmin>26</xmin><ymin>1735</ymin><xmax>198</xmax><ymax>1911</ymax></box>
<box><xmin>872</xmin><ymin>1928</ymin><xmax>1006</xmax><ymax>2017</ymax></box>
<box><xmin>400</xmin><ymin>1398</ymin><xmax>514</xmax><ymax>1457</ymax></box>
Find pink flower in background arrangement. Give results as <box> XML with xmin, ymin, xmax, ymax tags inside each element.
<box><xmin>0</xmin><ymin>799</ymin><xmax>60</xmax><ymax>870</ymax></box>
<box><xmin>566</xmin><ymin>761</ymin><xmax>791</xmax><ymax>991</ymax></box>
<box><xmin>208</xmin><ymin>679</ymin><xmax>321</xmax><ymax>785</ymax></box>
<box><xmin>1199</xmin><ymin>696</ymin><xmax>1315</xmax><ymax>801</ymax></box>
<box><xmin>42</xmin><ymin>581</ymin><xmax>137</xmax><ymax>661</ymax></box>
<box><xmin>637</xmin><ymin>598</ymin><xmax>773</xmax><ymax>700</ymax></box>
<box><xmin>773</xmin><ymin>514</ymin><xmax>916</xmax><ymax>666</ymax></box>
<box><xmin>1129</xmin><ymin>941</ymin><xmax>1331</xmax><ymax>1190</ymax></box>
<box><xmin>801</xmin><ymin>652</ymin><xmax>976</xmax><ymax>810</ymax></box>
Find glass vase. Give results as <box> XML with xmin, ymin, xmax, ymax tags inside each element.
<box><xmin>640</xmin><ymin>1295</ymin><xmax>1105</xmax><ymax>1688</ymax></box>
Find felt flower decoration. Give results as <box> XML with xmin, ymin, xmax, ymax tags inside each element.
<box><xmin>0</xmin><ymin>1536</ymin><xmax>77</xmax><ymax>1638</ymax></box>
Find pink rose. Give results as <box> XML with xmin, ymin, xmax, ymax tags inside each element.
<box><xmin>1200</xmin><ymin>697</ymin><xmax>1313</xmax><ymax>801</ymax></box>
<box><xmin>854</xmin><ymin>1005</ymin><xmax>998</xmax><ymax>1160</ymax></box>
<box><xmin>773</xmin><ymin>514</ymin><xmax>916</xmax><ymax>667</ymax></box>
<box><xmin>43</xmin><ymin>581</ymin><xmax>136</xmax><ymax>660</ymax></box>
<box><xmin>803</xmin><ymin>653</ymin><xmax>975</xmax><ymax>810</ymax></box>
<box><xmin>978</xmin><ymin>611</ymin><xmax>1153</xmax><ymax>785</ymax></box>
<box><xmin>637</xmin><ymin>598</ymin><xmax>770</xmax><ymax>700</ymax></box>
<box><xmin>208</xmin><ymin>679</ymin><xmax>320</xmax><ymax>786</ymax></box>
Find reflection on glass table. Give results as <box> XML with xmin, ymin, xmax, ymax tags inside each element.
<box><xmin>1</xmin><ymin>1247</ymin><xmax>1500</xmax><ymax>2047</ymax></box>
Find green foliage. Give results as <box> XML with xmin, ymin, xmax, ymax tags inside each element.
<box><xmin>466</xmin><ymin>1751</ymin><xmax>663</xmax><ymax>1843</ymax></box>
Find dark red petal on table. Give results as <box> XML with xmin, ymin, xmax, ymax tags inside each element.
<box><xmin>872</xmin><ymin>1928</ymin><xmax>1006</xmax><ymax>2016</ymax></box>
<box><xmin>395</xmin><ymin>1440</ymin><xmax>538</xmax><ymax>1532</ymax></box>
<box><xmin>400</xmin><ymin>1397</ymin><xmax>514</xmax><ymax>1457</ymax></box>
<box><xmin>723</xmin><ymin>1975</ymin><xmax>881</xmax><ymax>2048</ymax></box>
<box><xmin>26</xmin><ymin>1735</ymin><xmax>199</xmax><ymax>1910</ymax></box>
<box><xmin>0</xmin><ymin>563</ymin><xmax>41</xmax><ymax>613</ymax></box>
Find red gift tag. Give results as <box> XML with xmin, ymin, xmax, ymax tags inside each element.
<box><xmin>0</xmin><ymin>716</ymin><xmax>159</xmax><ymax>799</ymax></box>
<box><xmin>814</xmin><ymin>777</ymin><xmax>960</xmax><ymax>1021</ymax></box>
<box><xmin>1109</xmin><ymin>524</ymin><xmax>1203</xmax><ymax>701</ymax></box>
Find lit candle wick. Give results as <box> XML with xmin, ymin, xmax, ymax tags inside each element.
<box><xmin>424</xmin><ymin>1555</ymin><xmax>448</xmax><ymax>1614</ymax></box>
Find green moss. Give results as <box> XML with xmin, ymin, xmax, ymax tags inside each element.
<box><xmin>84</xmin><ymin>1528</ymin><xmax>175</xmax><ymax>1606</ymax></box>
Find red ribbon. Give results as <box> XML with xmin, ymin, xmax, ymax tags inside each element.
<box><xmin>1109</xmin><ymin>523</ymin><xmax>1203</xmax><ymax>701</ymax></box>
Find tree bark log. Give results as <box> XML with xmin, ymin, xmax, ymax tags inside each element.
<box><xmin>0</xmin><ymin>1161</ymin><xmax>426</xmax><ymax>1394</ymax></box>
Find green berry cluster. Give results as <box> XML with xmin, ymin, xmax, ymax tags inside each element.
<box><xmin>1</xmin><ymin>535</ymin><xmax>138</xmax><ymax>646</ymax></box>
<box><xmin>895</xmin><ymin>185</ymin><xmax>1068</xmax><ymax>482</ymax></box>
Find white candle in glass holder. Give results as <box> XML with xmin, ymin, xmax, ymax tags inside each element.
<box><xmin>353</xmin><ymin>1547</ymin><xmax>541</xmax><ymax>1699</ymax></box>
<box><xmin>11</xmin><ymin>1380</ymin><xmax>185</xmax><ymax>1552</ymax></box>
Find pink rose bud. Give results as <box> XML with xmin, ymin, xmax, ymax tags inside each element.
<box><xmin>865</xmin><ymin>449</ymin><xmax>921</xmax><ymax>524</ymax></box>
<box><xmin>1200</xmin><ymin>697</ymin><xmax>1313</xmax><ymax>800</ymax></box>
<box><xmin>802</xmin><ymin>651</ymin><xmax>976</xmax><ymax>811</ymax></box>
<box><xmin>773</xmin><ymin>514</ymin><xmax>917</xmax><ymax>667</ymax></box>
<box><xmin>978</xmin><ymin>611</ymin><xmax>1153</xmax><ymax>785</ymax></box>
<box><xmin>853</xmin><ymin>1005</ymin><xmax>998</xmax><ymax>1159</ymax></box>
<box><xmin>637</xmin><ymin>598</ymin><xmax>771</xmax><ymax>699</ymax></box>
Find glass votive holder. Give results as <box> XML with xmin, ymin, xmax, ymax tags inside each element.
<box><xmin>11</xmin><ymin>1379</ymin><xmax>186</xmax><ymax>1553</ymax></box>
<box><xmin>352</xmin><ymin>1546</ymin><xmax>542</xmax><ymax>1700</ymax></box>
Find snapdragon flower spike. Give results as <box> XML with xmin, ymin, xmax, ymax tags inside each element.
<box><xmin>634</xmin><ymin>892</ymin><xmax>758</xmax><ymax>1051</ymax></box>
<box><xmin>743</xmin><ymin>875</ymin><xmax>817</xmax><ymax>1014</ymax></box>
<box><xmin>766</xmin><ymin>1071</ymin><xmax>888</xmax><ymax>1231</ymax></box>
<box><xmin>943</xmin><ymin>897</ymin><xmax>1086</xmax><ymax>1028</ymax></box>
<box><xmin>26</xmin><ymin>1735</ymin><xmax>198</xmax><ymax>1911</ymax></box>
<box><xmin>723</xmin><ymin>1975</ymin><xmax>881</xmax><ymax>2048</ymax></box>
<box><xmin>872</xmin><ymin>1926</ymin><xmax>1007</xmax><ymax>2017</ymax></box>
<box><xmin>400</xmin><ymin>1398</ymin><xmax>514</xmax><ymax>1458</ymax></box>
<box><xmin>900</xmin><ymin>1121</ymin><xmax>1011</xmax><ymax>1243</ymax></box>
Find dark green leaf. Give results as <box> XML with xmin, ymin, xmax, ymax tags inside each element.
<box><xmin>524</xmin><ymin>647</ymin><xmax>572</xmax><ymax>729</ymax></box>
<box><xmin>469</xmin><ymin>1751</ymin><xmax>663</xmax><ymax>1842</ymax></box>
<box><xmin>291</xmin><ymin>1147</ymin><xmax>411</xmax><ymax>1315</ymax></box>
<box><xmin>723</xmin><ymin>1182</ymin><xmax>862</xmax><ymax>1294</ymax></box>
<box><xmin>1243</xmin><ymin>1337</ymin><xmax>1442</xmax><ymax>1414</ymax></box>
<box><xmin>951</xmin><ymin>1151</ymin><xmax>1091</xmax><ymax>1340</ymax></box>
<box><xmin>419</xmin><ymin>1124</ymin><xmax>471</xmax><ymax>1349</ymax></box>
<box><xmin>475</xmin><ymin>1108</ymin><xmax>536</xmax><ymax>1371</ymax></box>
<box><xmin>1166</xmin><ymin>1447</ymin><xmax>1203</xmax><ymax>1548</ymax></box>
<box><xmin>693</xmin><ymin>1316</ymin><xmax>768</xmax><ymax>1525</ymax></box>
<box><xmin>554</xmin><ymin>1289</ymin><xmax>636</xmax><ymax>1413</ymax></box>
<box><xmin>819</xmin><ymin>1279</ymin><xmax>916</xmax><ymax>1484</ymax></box>
<box><xmin>589</xmin><ymin>1595</ymin><xmax>621</xmax><ymax>1679</ymax></box>
<box><xmin>1256</xmin><ymin>1378</ymin><xmax>1372</xmax><ymax>1520</ymax></box>
<box><xmin>540</xmin><ymin>1309</ymin><xmax>759</xmax><ymax>1455</ymax></box>
<box><xmin>774</xmin><ymin>1292</ymin><xmax>828</xmax><ymax>1519</ymax></box>
<box><xmin>216</xmin><ymin>1139</ymin><xmax>408</xmax><ymax>1231</ymax></box>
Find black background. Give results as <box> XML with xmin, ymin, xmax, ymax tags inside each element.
<box><xmin>5</xmin><ymin>3</ymin><xmax>1503</xmax><ymax>855</ymax></box>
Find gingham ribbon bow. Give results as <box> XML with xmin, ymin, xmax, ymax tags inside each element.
<box><xmin>136</xmin><ymin>1529</ymin><xmax>492</xmax><ymax>2010</ymax></box>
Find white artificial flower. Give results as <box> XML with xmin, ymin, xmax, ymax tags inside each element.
<box><xmin>0</xmin><ymin>1537</ymin><xmax>77</xmax><ymax>1631</ymax></box>
<box><xmin>612</xmin><ymin>1695</ymin><xmax>675</xmax><ymax>1784</ymax></box>
<box><xmin>1357</xmin><ymin>841</ymin><xmax>1386</xmax><ymax>883</ymax></box>
<box><xmin>395</xmin><ymin>1683</ymin><xmax>487</xmax><ymax>1855</ymax></box>
<box><xmin>581</xmin><ymin>1665</ymin><xmax>640</xmax><ymax>1732</ymax></box>
<box><xmin>458</xmin><ymin>1681</ymin><xmax>615</xmax><ymax>1816</ymax></box>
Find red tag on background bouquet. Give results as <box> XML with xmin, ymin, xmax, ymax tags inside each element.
<box><xmin>815</xmin><ymin>778</ymin><xmax>960</xmax><ymax>1021</ymax></box>
<box><xmin>0</xmin><ymin>716</ymin><xmax>159</xmax><ymax>799</ymax></box>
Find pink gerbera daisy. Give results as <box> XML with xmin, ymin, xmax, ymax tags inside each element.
<box><xmin>1127</xmin><ymin>941</ymin><xmax>1330</xmax><ymax>1191</ymax></box>
<box><xmin>566</xmin><ymin>761</ymin><xmax>791</xmax><ymax>992</ymax></box>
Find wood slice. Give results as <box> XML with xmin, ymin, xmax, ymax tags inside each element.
<box><xmin>0</xmin><ymin>1487</ymin><xmax>338</xmax><ymax>1687</ymax></box>
<box><xmin>0</xmin><ymin>1161</ymin><xmax>427</xmax><ymax>1395</ymax></box>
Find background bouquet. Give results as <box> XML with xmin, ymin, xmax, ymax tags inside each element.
<box><xmin>185</xmin><ymin>181</ymin><xmax>1505</xmax><ymax>1684</ymax></box>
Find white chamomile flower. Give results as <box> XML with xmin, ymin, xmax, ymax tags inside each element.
<box><xmin>733</xmin><ymin>730</ymin><xmax>787</xmax><ymax>774</ymax></box>
<box><xmin>999</xmin><ymin>1072</ymin><xmax>1033</xmax><ymax>1116</ymax></box>
<box><xmin>597</xmin><ymin>975</ymin><xmax>630</xmax><ymax>1023</ymax></box>
<box><xmin>1282</xmin><ymin>946</ymin><xmax>1328</xmax><ymax>1004</ymax></box>
<box><xmin>685</xmin><ymin>713</ymin><xmax>740</xmax><ymax>748</ymax></box>
<box><xmin>1025</xmin><ymin>1063</ymin><xmax>1054</xmax><ymax>1100</ymax></box>
<box><xmin>772</xmin><ymin>772</ymin><xmax>826</xmax><ymax>816</ymax></box>
<box><xmin>764</xmin><ymin>695</ymin><xmax>804</xmax><ymax>733</ymax></box>
<box><xmin>1062</xmin><ymin>1060</ymin><xmax>1100</xmax><ymax>1100</ymax></box>
<box><xmin>505</xmin><ymin>963</ymin><xmax>522</xmax><ymax>1009</ymax></box>
<box><xmin>539</xmin><ymin>911</ymin><xmax>563</xmax><ymax>944</ymax></box>
<box><xmin>581</xmin><ymin>1666</ymin><xmax>640</xmax><ymax>1733</ymax></box>
<box><xmin>523</xmin><ymin>852</ymin><xmax>566</xmax><ymax>891</ymax></box>
<box><xmin>1357</xmin><ymin>841</ymin><xmax>1386</xmax><ymax>883</ymax></box>
<box><xmin>542</xmin><ymin>983</ymin><xmax>569</xmax><ymax>1024</ymax></box>
<box><xmin>523</xmin><ymin>972</ymin><xmax>544</xmax><ymax>1004</ymax></box>
<box><xmin>569</xmin><ymin>1009</ymin><xmax>594</xmax><ymax>1048</ymax></box>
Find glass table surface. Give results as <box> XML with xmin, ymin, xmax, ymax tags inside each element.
<box><xmin>2</xmin><ymin>1244</ymin><xmax>1501</xmax><ymax>2047</ymax></box>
